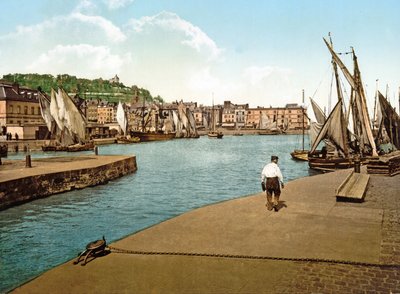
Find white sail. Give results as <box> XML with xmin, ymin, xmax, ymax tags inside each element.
<box><xmin>50</xmin><ymin>88</ymin><xmax>64</xmax><ymax>131</ymax></box>
<box><xmin>38</xmin><ymin>91</ymin><xmax>54</xmax><ymax>131</ymax></box>
<box><xmin>187</xmin><ymin>109</ymin><xmax>198</xmax><ymax>136</ymax></box>
<box><xmin>172</xmin><ymin>110</ymin><xmax>182</xmax><ymax>136</ymax></box>
<box><xmin>60</xmin><ymin>88</ymin><xmax>86</xmax><ymax>142</ymax></box>
<box><xmin>178</xmin><ymin>105</ymin><xmax>189</xmax><ymax>134</ymax></box>
<box><xmin>309</xmin><ymin>98</ymin><xmax>326</xmax><ymax>148</ymax></box>
<box><xmin>116</xmin><ymin>101</ymin><xmax>128</xmax><ymax>135</ymax></box>
<box><xmin>310</xmin><ymin>99</ymin><xmax>348</xmax><ymax>155</ymax></box>
<box><xmin>203</xmin><ymin>112</ymin><xmax>209</xmax><ymax>129</ymax></box>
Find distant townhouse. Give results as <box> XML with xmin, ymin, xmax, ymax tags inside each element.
<box><xmin>85</xmin><ymin>99</ymin><xmax>100</xmax><ymax>122</ymax></box>
<box><xmin>222</xmin><ymin>101</ymin><xmax>235</xmax><ymax>128</ymax></box>
<box><xmin>97</xmin><ymin>101</ymin><xmax>116</xmax><ymax>124</ymax></box>
<box><xmin>222</xmin><ymin>101</ymin><xmax>248</xmax><ymax>128</ymax></box>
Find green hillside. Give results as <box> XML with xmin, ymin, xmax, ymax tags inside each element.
<box><xmin>1</xmin><ymin>73</ymin><xmax>164</xmax><ymax>103</ymax></box>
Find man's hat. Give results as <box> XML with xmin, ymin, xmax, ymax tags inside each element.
<box><xmin>271</xmin><ymin>155</ymin><xmax>279</xmax><ymax>161</ymax></box>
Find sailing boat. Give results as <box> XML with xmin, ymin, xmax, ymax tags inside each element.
<box><xmin>375</xmin><ymin>90</ymin><xmax>400</xmax><ymax>152</ymax></box>
<box><xmin>308</xmin><ymin>36</ymin><xmax>377</xmax><ymax>171</ymax></box>
<box><xmin>130</xmin><ymin>96</ymin><xmax>175</xmax><ymax>142</ymax></box>
<box><xmin>41</xmin><ymin>88</ymin><xmax>94</xmax><ymax>151</ymax></box>
<box><xmin>208</xmin><ymin>97</ymin><xmax>223</xmax><ymax>138</ymax></box>
<box><xmin>175</xmin><ymin>102</ymin><xmax>199</xmax><ymax>138</ymax></box>
<box><xmin>116</xmin><ymin>101</ymin><xmax>140</xmax><ymax>144</ymax></box>
<box><xmin>291</xmin><ymin>90</ymin><xmax>308</xmax><ymax>161</ymax></box>
<box><xmin>258</xmin><ymin>111</ymin><xmax>281</xmax><ymax>135</ymax></box>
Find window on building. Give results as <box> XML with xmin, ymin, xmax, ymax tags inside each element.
<box><xmin>9</xmin><ymin>105</ymin><xmax>13</xmax><ymax>113</ymax></box>
<box><xmin>24</xmin><ymin>106</ymin><xmax>28</xmax><ymax>115</ymax></box>
<box><xmin>31</xmin><ymin>107</ymin><xmax>35</xmax><ymax>115</ymax></box>
<box><xmin>17</xmin><ymin>106</ymin><xmax>21</xmax><ymax>114</ymax></box>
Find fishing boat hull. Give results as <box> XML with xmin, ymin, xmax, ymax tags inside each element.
<box><xmin>208</xmin><ymin>132</ymin><xmax>223</xmax><ymax>139</ymax></box>
<box><xmin>42</xmin><ymin>145</ymin><xmax>68</xmax><ymax>152</ymax></box>
<box><xmin>130</xmin><ymin>131</ymin><xmax>175</xmax><ymax>142</ymax></box>
<box><xmin>258</xmin><ymin>130</ymin><xmax>280</xmax><ymax>135</ymax></box>
<box><xmin>67</xmin><ymin>142</ymin><xmax>95</xmax><ymax>152</ymax></box>
<box><xmin>308</xmin><ymin>155</ymin><xmax>367</xmax><ymax>172</ymax></box>
<box><xmin>42</xmin><ymin>142</ymin><xmax>94</xmax><ymax>152</ymax></box>
<box><xmin>116</xmin><ymin>136</ymin><xmax>140</xmax><ymax>144</ymax></box>
<box><xmin>291</xmin><ymin>150</ymin><xmax>308</xmax><ymax>161</ymax></box>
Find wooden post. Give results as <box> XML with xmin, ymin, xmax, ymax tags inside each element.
<box><xmin>25</xmin><ymin>155</ymin><xmax>32</xmax><ymax>168</ymax></box>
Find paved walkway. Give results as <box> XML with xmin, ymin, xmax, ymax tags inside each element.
<box><xmin>12</xmin><ymin>169</ymin><xmax>400</xmax><ymax>293</ymax></box>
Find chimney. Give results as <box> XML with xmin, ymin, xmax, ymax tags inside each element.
<box><xmin>12</xmin><ymin>82</ymin><xmax>19</xmax><ymax>93</ymax></box>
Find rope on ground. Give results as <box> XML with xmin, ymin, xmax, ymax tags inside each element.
<box><xmin>107</xmin><ymin>246</ymin><xmax>400</xmax><ymax>268</ymax></box>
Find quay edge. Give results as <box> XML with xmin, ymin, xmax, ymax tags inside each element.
<box><xmin>0</xmin><ymin>155</ymin><xmax>137</xmax><ymax>211</ymax></box>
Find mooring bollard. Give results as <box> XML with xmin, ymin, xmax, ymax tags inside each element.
<box><xmin>354</xmin><ymin>157</ymin><xmax>360</xmax><ymax>173</ymax></box>
<box><xmin>94</xmin><ymin>146</ymin><xmax>99</xmax><ymax>155</ymax></box>
<box><xmin>25</xmin><ymin>154</ymin><xmax>32</xmax><ymax>168</ymax></box>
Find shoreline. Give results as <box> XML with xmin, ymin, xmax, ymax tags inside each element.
<box><xmin>11</xmin><ymin>168</ymin><xmax>400</xmax><ymax>293</ymax></box>
<box><xmin>0</xmin><ymin>130</ymin><xmax>307</xmax><ymax>153</ymax></box>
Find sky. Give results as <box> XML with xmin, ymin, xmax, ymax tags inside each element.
<box><xmin>0</xmin><ymin>0</ymin><xmax>399</xmax><ymax>111</ymax></box>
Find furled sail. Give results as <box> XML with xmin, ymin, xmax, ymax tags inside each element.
<box><xmin>116</xmin><ymin>101</ymin><xmax>128</xmax><ymax>135</ymax></box>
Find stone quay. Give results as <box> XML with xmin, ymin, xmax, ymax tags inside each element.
<box><xmin>0</xmin><ymin>154</ymin><xmax>137</xmax><ymax>211</ymax></box>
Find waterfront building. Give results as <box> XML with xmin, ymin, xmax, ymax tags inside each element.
<box><xmin>0</xmin><ymin>82</ymin><xmax>48</xmax><ymax>139</ymax></box>
<box><xmin>245</xmin><ymin>104</ymin><xmax>308</xmax><ymax>130</ymax></box>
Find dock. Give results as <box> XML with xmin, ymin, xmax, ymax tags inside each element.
<box><xmin>10</xmin><ymin>169</ymin><xmax>400</xmax><ymax>293</ymax></box>
<box><xmin>0</xmin><ymin>154</ymin><xmax>137</xmax><ymax>211</ymax></box>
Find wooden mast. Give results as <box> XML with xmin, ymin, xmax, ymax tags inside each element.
<box><xmin>328</xmin><ymin>35</ymin><xmax>349</xmax><ymax>156</ymax></box>
<box><xmin>302</xmin><ymin>89</ymin><xmax>305</xmax><ymax>151</ymax></box>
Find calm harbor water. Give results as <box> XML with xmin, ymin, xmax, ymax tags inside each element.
<box><xmin>0</xmin><ymin>134</ymin><xmax>314</xmax><ymax>292</ymax></box>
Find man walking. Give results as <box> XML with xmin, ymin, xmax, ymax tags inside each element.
<box><xmin>261</xmin><ymin>155</ymin><xmax>284</xmax><ymax>211</ymax></box>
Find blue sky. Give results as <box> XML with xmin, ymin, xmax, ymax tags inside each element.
<box><xmin>0</xmin><ymin>0</ymin><xmax>399</xmax><ymax>111</ymax></box>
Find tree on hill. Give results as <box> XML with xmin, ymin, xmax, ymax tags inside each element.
<box><xmin>1</xmin><ymin>73</ymin><xmax>164</xmax><ymax>103</ymax></box>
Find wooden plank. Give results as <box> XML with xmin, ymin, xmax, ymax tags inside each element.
<box><xmin>336</xmin><ymin>172</ymin><xmax>370</xmax><ymax>202</ymax></box>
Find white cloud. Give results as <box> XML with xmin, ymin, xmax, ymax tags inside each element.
<box><xmin>243</xmin><ymin>66</ymin><xmax>292</xmax><ymax>86</ymax></box>
<box><xmin>27</xmin><ymin>44</ymin><xmax>126</xmax><ymax>78</ymax></box>
<box><xmin>73</xmin><ymin>0</ymin><xmax>98</xmax><ymax>14</ymax></box>
<box><xmin>104</xmin><ymin>0</ymin><xmax>134</xmax><ymax>10</ymax></box>
<box><xmin>70</xmin><ymin>12</ymin><xmax>126</xmax><ymax>42</ymax></box>
<box><xmin>129</xmin><ymin>11</ymin><xmax>223</xmax><ymax>60</ymax></box>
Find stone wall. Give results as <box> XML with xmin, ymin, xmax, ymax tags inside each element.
<box><xmin>0</xmin><ymin>156</ymin><xmax>136</xmax><ymax>210</ymax></box>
